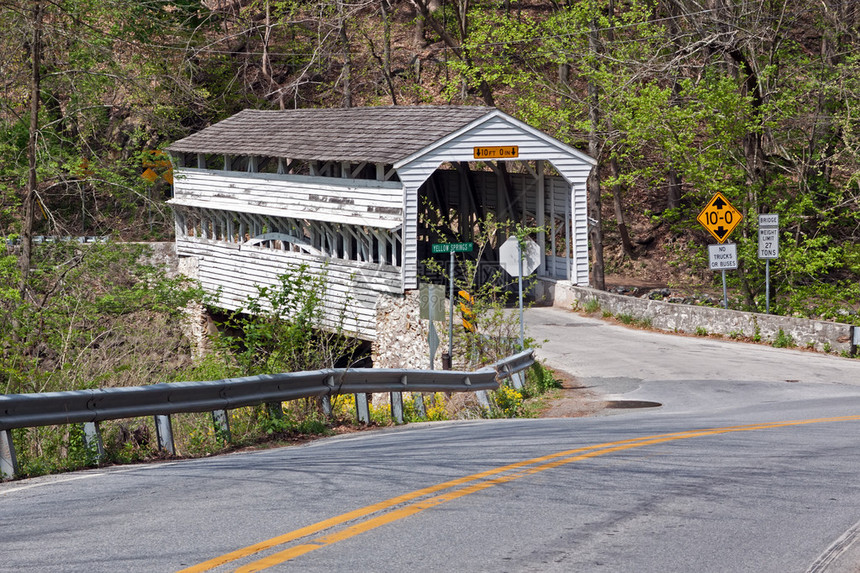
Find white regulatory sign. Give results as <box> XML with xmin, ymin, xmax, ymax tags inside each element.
<box><xmin>709</xmin><ymin>243</ymin><xmax>738</xmax><ymax>271</ymax></box>
<box><xmin>499</xmin><ymin>236</ymin><xmax>541</xmax><ymax>276</ymax></box>
<box><xmin>758</xmin><ymin>213</ymin><xmax>779</xmax><ymax>259</ymax></box>
<box><xmin>758</xmin><ymin>227</ymin><xmax>779</xmax><ymax>259</ymax></box>
<box><xmin>759</xmin><ymin>213</ymin><xmax>779</xmax><ymax>227</ymax></box>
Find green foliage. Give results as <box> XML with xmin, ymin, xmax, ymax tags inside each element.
<box><xmin>489</xmin><ymin>384</ymin><xmax>527</xmax><ymax>418</ymax></box>
<box><xmin>2</xmin><ymin>241</ymin><xmax>204</xmax><ymax>477</ymax></box>
<box><xmin>616</xmin><ymin>313</ymin><xmax>635</xmax><ymax>325</ymax></box>
<box><xmin>695</xmin><ymin>326</ymin><xmax>708</xmax><ymax>336</ymax></box>
<box><xmin>524</xmin><ymin>362</ymin><xmax>563</xmax><ymax>395</ymax></box>
<box><xmin>583</xmin><ymin>299</ymin><xmax>600</xmax><ymax>313</ymax></box>
<box><xmin>421</xmin><ymin>210</ymin><xmax>542</xmax><ymax>368</ymax></box>
<box><xmin>214</xmin><ymin>265</ymin><xmax>360</xmax><ymax>376</ymax></box>
<box><xmin>421</xmin><ymin>394</ymin><xmax>450</xmax><ymax>422</ymax></box>
<box><xmin>1</xmin><ymin>242</ymin><xmax>202</xmax><ymax>396</ymax></box>
<box><xmin>772</xmin><ymin>329</ymin><xmax>796</xmax><ymax>349</ymax></box>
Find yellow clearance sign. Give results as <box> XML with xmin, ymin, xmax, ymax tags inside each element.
<box><xmin>473</xmin><ymin>146</ymin><xmax>518</xmax><ymax>159</ymax></box>
<box><xmin>697</xmin><ymin>192</ymin><xmax>742</xmax><ymax>243</ymax></box>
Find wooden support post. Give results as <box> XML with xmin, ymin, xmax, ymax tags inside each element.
<box><xmin>551</xmin><ymin>180</ymin><xmax>557</xmax><ymax>277</ymax></box>
<box><xmin>354</xmin><ymin>393</ymin><xmax>370</xmax><ymax>424</ymax></box>
<box><xmin>350</xmin><ymin>162</ymin><xmax>368</xmax><ymax>178</ymax></box>
<box><xmin>174</xmin><ymin>210</ymin><xmax>184</xmax><ymax>241</ymax></box>
<box><xmin>0</xmin><ymin>429</ymin><xmax>18</xmax><ymax>480</ymax></box>
<box><xmin>83</xmin><ymin>422</ymin><xmax>105</xmax><ymax>462</ymax></box>
<box><xmin>197</xmin><ymin>153</ymin><xmax>206</xmax><ymax>169</ymax></box>
<box><xmin>154</xmin><ymin>414</ymin><xmax>175</xmax><ymax>455</ymax></box>
<box><xmin>566</xmin><ymin>185</ymin><xmax>572</xmax><ymax>280</ymax></box>
<box><xmin>212</xmin><ymin>410</ymin><xmax>231</xmax><ymax>443</ymax></box>
<box><xmin>536</xmin><ymin>161</ymin><xmax>546</xmax><ymax>276</ymax></box>
<box><xmin>390</xmin><ymin>392</ymin><xmax>404</xmax><ymax>424</ymax></box>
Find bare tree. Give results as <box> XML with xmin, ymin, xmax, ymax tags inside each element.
<box><xmin>19</xmin><ymin>0</ymin><xmax>43</xmax><ymax>299</ymax></box>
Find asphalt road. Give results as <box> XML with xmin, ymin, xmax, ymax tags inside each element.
<box><xmin>3</xmin><ymin>306</ymin><xmax>860</xmax><ymax>572</ymax></box>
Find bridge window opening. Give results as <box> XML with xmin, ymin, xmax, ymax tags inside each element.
<box><xmin>174</xmin><ymin>206</ymin><xmax>401</xmax><ymax>267</ymax></box>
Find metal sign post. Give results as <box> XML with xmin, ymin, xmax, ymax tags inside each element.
<box><xmin>758</xmin><ymin>214</ymin><xmax>779</xmax><ymax>314</ymax></box>
<box><xmin>708</xmin><ymin>243</ymin><xmax>738</xmax><ymax>309</ymax></box>
<box><xmin>449</xmin><ymin>251</ymin><xmax>455</xmax><ymax>358</ymax></box>
<box><xmin>499</xmin><ymin>236</ymin><xmax>541</xmax><ymax>349</ymax></box>
<box><xmin>419</xmin><ymin>283</ymin><xmax>445</xmax><ymax>369</ymax></box>
<box><xmin>518</xmin><ymin>242</ymin><xmax>524</xmax><ymax>347</ymax></box>
<box><xmin>431</xmin><ymin>242</ymin><xmax>474</xmax><ymax>362</ymax></box>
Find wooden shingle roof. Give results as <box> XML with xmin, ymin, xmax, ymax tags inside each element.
<box><xmin>168</xmin><ymin>106</ymin><xmax>495</xmax><ymax>164</ymax></box>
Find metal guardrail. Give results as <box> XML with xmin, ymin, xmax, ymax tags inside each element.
<box><xmin>5</xmin><ymin>235</ymin><xmax>111</xmax><ymax>246</ymax></box>
<box><xmin>0</xmin><ymin>350</ymin><xmax>534</xmax><ymax>479</ymax></box>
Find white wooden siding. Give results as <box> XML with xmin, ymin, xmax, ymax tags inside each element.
<box><xmin>571</xmin><ymin>181</ymin><xmax>589</xmax><ymax>285</ymax></box>
<box><xmin>177</xmin><ymin>237</ymin><xmax>401</xmax><ymax>340</ymax></box>
<box><xmin>171</xmin><ymin>169</ymin><xmax>404</xmax><ymax>229</ymax></box>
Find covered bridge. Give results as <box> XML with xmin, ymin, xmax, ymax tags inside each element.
<box><xmin>167</xmin><ymin>106</ymin><xmax>595</xmax><ymax>341</ymax></box>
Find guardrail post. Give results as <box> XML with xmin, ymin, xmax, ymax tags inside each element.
<box><xmin>0</xmin><ymin>429</ymin><xmax>17</xmax><ymax>480</ymax></box>
<box><xmin>266</xmin><ymin>402</ymin><xmax>283</xmax><ymax>420</ymax></box>
<box><xmin>154</xmin><ymin>415</ymin><xmax>175</xmax><ymax>455</ymax></box>
<box><xmin>412</xmin><ymin>393</ymin><xmax>426</xmax><ymax>418</ymax></box>
<box><xmin>390</xmin><ymin>392</ymin><xmax>404</xmax><ymax>424</ymax></box>
<box><xmin>852</xmin><ymin>325</ymin><xmax>858</xmax><ymax>357</ymax></box>
<box><xmin>510</xmin><ymin>369</ymin><xmax>525</xmax><ymax>390</ymax></box>
<box><xmin>475</xmin><ymin>390</ymin><xmax>491</xmax><ymax>411</ymax></box>
<box><xmin>321</xmin><ymin>396</ymin><xmax>333</xmax><ymax>418</ymax></box>
<box><xmin>211</xmin><ymin>410</ymin><xmax>231</xmax><ymax>443</ymax></box>
<box><xmin>354</xmin><ymin>393</ymin><xmax>370</xmax><ymax>424</ymax></box>
<box><xmin>83</xmin><ymin>422</ymin><xmax>105</xmax><ymax>463</ymax></box>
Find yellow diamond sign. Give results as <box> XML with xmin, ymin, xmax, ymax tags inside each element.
<box><xmin>697</xmin><ymin>192</ymin><xmax>742</xmax><ymax>244</ymax></box>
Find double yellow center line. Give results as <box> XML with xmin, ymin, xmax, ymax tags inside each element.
<box><xmin>181</xmin><ymin>415</ymin><xmax>860</xmax><ymax>572</ymax></box>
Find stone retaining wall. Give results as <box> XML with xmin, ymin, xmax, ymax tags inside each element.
<box><xmin>547</xmin><ymin>280</ymin><xmax>855</xmax><ymax>354</ymax></box>
<box><xmin>373</xmin><ymin>291</ymin><xmax>451</xmax><ymax>369</ymax></box>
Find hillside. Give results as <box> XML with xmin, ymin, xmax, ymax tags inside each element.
<box><xmin>1</xmin><ymin>0</ymin><xmax>858</xmax><ymax>316</ymax></box>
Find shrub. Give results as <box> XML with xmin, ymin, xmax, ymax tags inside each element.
<box><xmin>616</xmin><ymin>313</ymin><xmax>636</xmax><ymax>325</ymax></box>
<box><xmin>491</xmin><ymin>385</ymin><xmax>526</xmax><ymax>418</ymax></box>
<box><xmin>772</xmin><ymin>329</ymin><xmax>796</xmax><ymax>348</ymax></box>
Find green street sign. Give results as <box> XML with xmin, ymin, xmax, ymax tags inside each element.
<box><xmin>431</xmin><ymin>242</ymin><xmax>474</xmax><ymax>254</ymax></box>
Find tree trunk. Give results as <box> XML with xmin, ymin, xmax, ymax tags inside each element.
<box><xmin>610</xmin><ymin>157</ymin><xmax>635</xmax><ymax>259</ymax></box>
<box><xmin>409</xmin><ymin>0</ymin><xmax>495</xmax><ymax>106</ymax></box>
<box><xmin>587</xmin><ymin>18</ymin><xmax>605</xmax><ymax>291</ymax></box>
<box><xmin>380</xmin><ymin>0</ymin><xmax>398</xmax><ymax>104</ymax></box>
<box><xmin>20</xmin><ymin>0</ymin><xmax>44</xmax><ymax>300</ymax></box>
<box><xmin>412</xmin><ymin>0</ymin><xmax>440</xmax><ymax>46</ymax></box>
<box><xmin>337</xmin><ymin>1</ymin><xmax>352</xmax><ymax>108</ymax></box>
